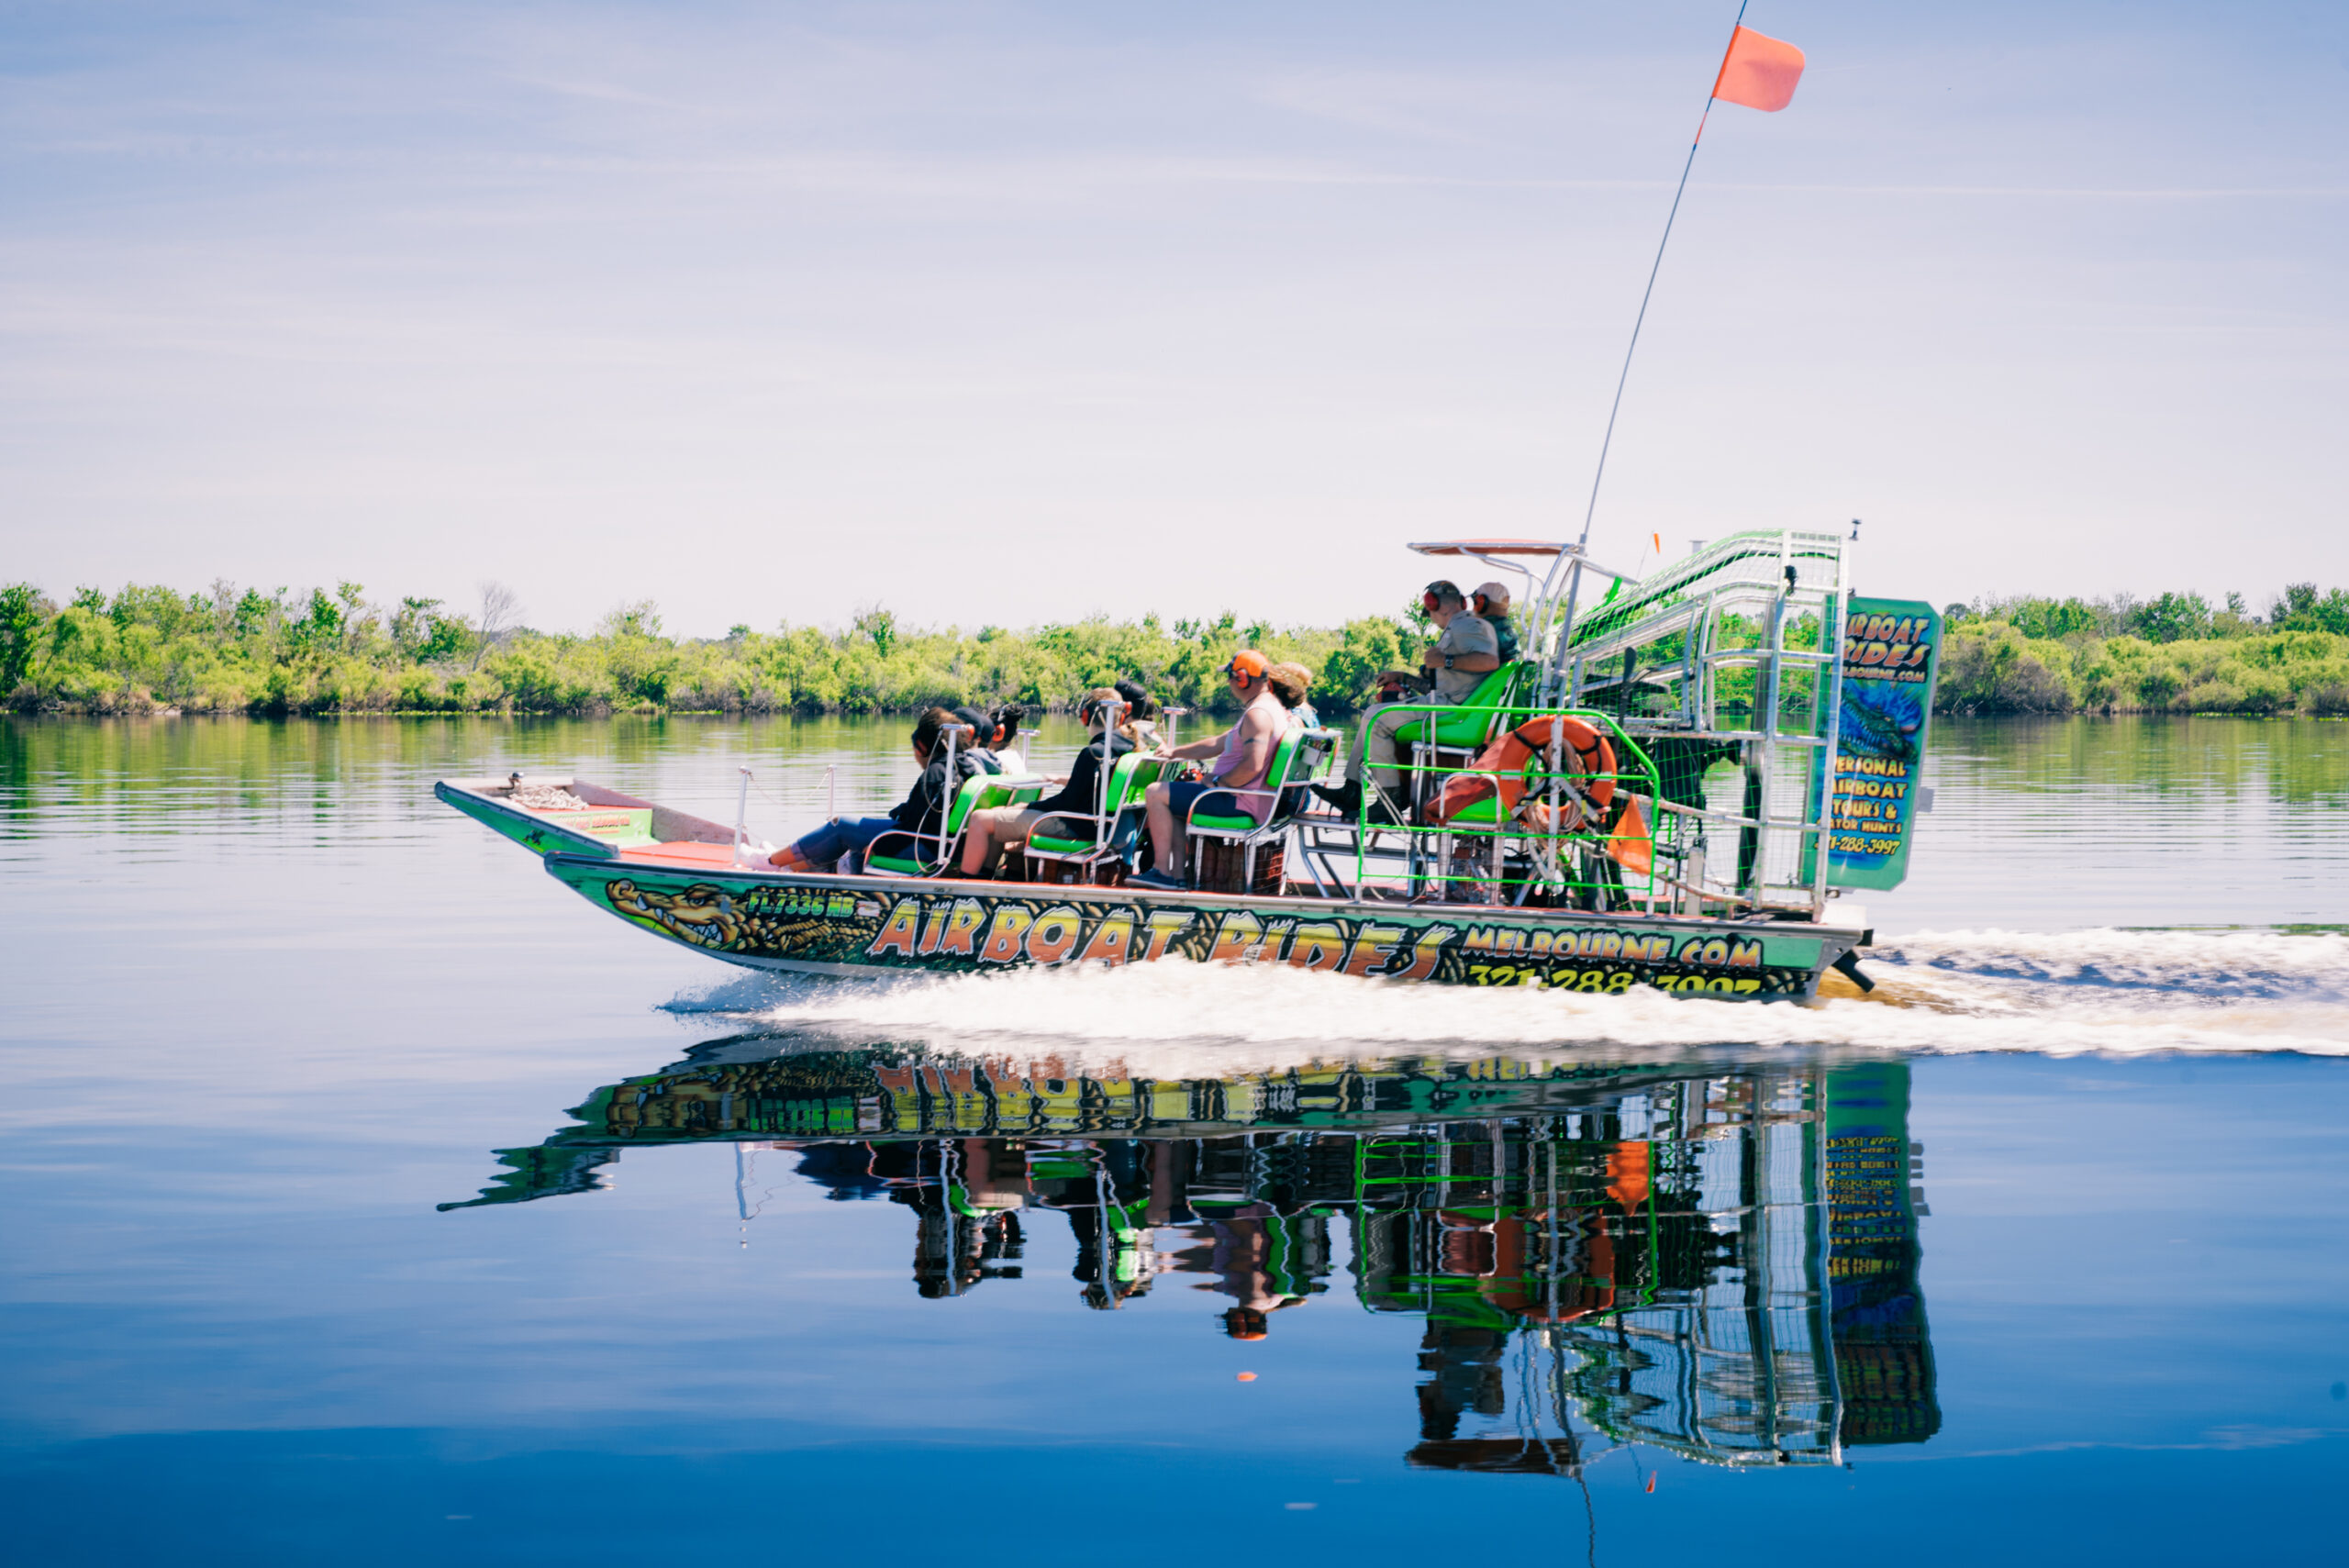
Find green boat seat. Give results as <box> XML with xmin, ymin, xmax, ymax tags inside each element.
<box><xmin>1442</xmin><ymin>795</ymin><xmax>1503</xmax><ymax>827</ymax></box>
<box><xmin>1183</xmin><ymin>727</ymin><xmax>1335</xmax><ymax>892</ymax></box>
<box><xmin>1184</xmin><ymin>727</ymin><xmax>1332</xmax><ymax>840</ymax></box>
<box><xmin>1024</xmin><ymin>753</ymin><xmax>1177</xmax><ymax>868</ymax></box>
<box><xmin>864</xmin><ymin>772</ymin><xmax>1045</xmax><ymax>877</ymax></box>
<box><xmin>1389</xmin><ymin>662</ymin><xmax>1529</xmax><ymax>749</ymax></box>
<box><xmin>1024</xmin><ymin>832</ymin><xmax>1097</xmax><ymax>856</ymax></box>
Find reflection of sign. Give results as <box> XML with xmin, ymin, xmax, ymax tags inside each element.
<box><xmin>577</xmin><ymin>869</ymin><xmax>1824</xmax><ymax>995</ymax></box>
<box><xmin>1822</xmin><ymin>1063</ymin><xmax>1939</xmax><ymax>1445</ymax></box>
<box><xmin>1828</xmin><ymin>598</ymin><xmax>1941</xmax><ymax>891</ymax></box>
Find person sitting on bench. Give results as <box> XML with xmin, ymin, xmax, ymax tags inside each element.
<box><xmin>957</xmin><ymin>688</ymin><xmax>1133</xmax><ymax>878</ymax></box>
<box><xmin>1113</xmin><ymin>681</ymin><xmax>1165</xmax><ymax>751</ymax></box>
<box><xmin>986</xmin><ymin>703</ymin><xmax>1029</xmax><ymax>773</ymax></box>
<box><xmin>954</xmin><ymin>706</ymin><xmax>1005</xmax><ymax>773</ymax></box>
<box><xmin>768</xmin><ymin>706</ymin><xmax>976</xmax><ymax>873</ymax></box>
<box><xmin>1130</xmin><ymin>651</ymin><xmax>1291</xmax><ymax>891</ymax></box>
<box><xmin>1269</xmin><ymin>662</ymin><xmax>1319</xmax><ymax>729</ymax></box>
<box><xmin>1313</xmin><ymin>580</ymin><xmax>1497</xmax><ymax>821</ymax></box>
<box><xmin>1471</xmin><ymin>580</ymin><xmax>1520</xmax><ymax>663</ymax></box>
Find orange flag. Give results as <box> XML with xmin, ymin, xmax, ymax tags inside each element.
<box><xmin>1711</xmin><ymin>25</ymin><xmax>1804</xmax><ymax>112</ymax></box>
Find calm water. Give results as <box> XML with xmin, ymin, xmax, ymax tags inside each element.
<box><xmin>3</xmin><ymin>714</ymin><xmax>2344</xmax><ymax>1566</ymax></box>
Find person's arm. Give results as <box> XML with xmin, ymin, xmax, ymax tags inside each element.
<box><xmin>1211</xmin><ymin>710</ymin><xmax>1277</xmax><ymax>791</ymax></box>
<box><xmin>1034</xmin><ymin>748</ymin><xmax>1096</xmax><ymax>817</ymax></box>
<box><xmin>1432</xmin><ymin>650</ymin><xmax>1501</xmax><ymax>675</ymax></box>
<box><xmin>1425</xmin><ymin>619</ymin><xmax>1500</xmax><ymax>676</ymax></box>
<box><xmin>1161</xmin><ymin>729</ymin><xmax>1226</xmax><ymax>761</ymax></box>
<box><xmin>890</xmin><ymin>760</ymin><xmax>944</xmax><ymax>829</ymax></box>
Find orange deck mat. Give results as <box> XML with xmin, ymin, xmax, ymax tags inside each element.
<box><xmin>616</xmin><ymin>840</ymin><xmax>751</xmax><ymax>868</ymax></box>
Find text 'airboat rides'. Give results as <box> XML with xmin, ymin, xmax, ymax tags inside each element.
<box><xmin>439</xmin><ymin>529</ymin><xmax>1943</xmax><ymax>1002</ymax></box>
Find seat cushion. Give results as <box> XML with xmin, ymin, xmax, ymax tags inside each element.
<box><xmin>1188</xmin><ymin>812</ymin><xmax>1257</xmax><ymax>833</ymax></box>
<box><xmin>1025</xmin><ymin>834</ymin><xmax>1096</xmax><ymax>856</ymax></box>
<box><xmin>1394</xmin><ymin>708</ymin><xmax>1503</xmax><ymax>747</ymax></box>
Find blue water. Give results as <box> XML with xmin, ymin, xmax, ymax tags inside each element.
<box><xmin>2</xmin><ymin>715</ymin><xmax>2344</xmax><ymax>1565</ymax></box>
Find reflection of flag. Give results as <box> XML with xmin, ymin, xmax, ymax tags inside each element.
<box><xmin>1711</xmin><ymin>25</ymin><xmax>1805</xmax><ymax>112</ymax></box>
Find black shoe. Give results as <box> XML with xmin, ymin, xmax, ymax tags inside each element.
<box><xmin>1312</xmin><ymin>781</ymin><xmax>1362</xmax><ymax>817</ymax></box>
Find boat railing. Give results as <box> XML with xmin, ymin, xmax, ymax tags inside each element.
<box><xmin>1310</xmin><ymin>700</ymin><xmax>1671</xmax><ymax>914</ymax></box>
<box><xmin>1532</xmin><ymin>528</ymin><xmax>1853</xmax><ymax>918</ymax></box>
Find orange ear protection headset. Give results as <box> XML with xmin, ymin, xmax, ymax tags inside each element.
<box><xmin>1422</xmin><ymin>580</ymin><xmax>1460</xmax><ymax>617</ymax></box>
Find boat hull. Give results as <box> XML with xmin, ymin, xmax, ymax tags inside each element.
<box><xmin>540</xmin><ymin>852</ymin><xmax>1857</xmax><ymax>1000</ymax></box>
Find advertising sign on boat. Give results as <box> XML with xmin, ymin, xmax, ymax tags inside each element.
<box><xmin>552</xmin><ymin>862</ymin><xmax>1832</xmax><ymax>997</ymax></box>
<box><xmin>1828</xmin><ymin>597</ymin><xmax>1941</xmax><ymax>891</ymax></box>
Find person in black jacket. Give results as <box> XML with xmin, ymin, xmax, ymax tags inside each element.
<box><xmin>957</xmin><ymin>688</ymin><xmax>1134</xmax><ymax>877</ymax></box>
<box><xmin>769</xmin><ymin>706</ymin><xmax>979</xmax><ymax>873</ymax></box>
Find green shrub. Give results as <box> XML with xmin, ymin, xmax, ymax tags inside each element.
<box><xmin>1935</xmin><ymin>624</ymin><xmax>2075</xmax><ymax>714</ymax></box>
<box><xmin>14</xmin><ymin>575</ymin><xmax>2349</xmax><ymax>718</ymax></box>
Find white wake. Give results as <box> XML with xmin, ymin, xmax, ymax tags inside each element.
<box><xmin>657</xmin><ymin>927</ymin><xmax>2349</xmax><ymax>1067</ymax></box>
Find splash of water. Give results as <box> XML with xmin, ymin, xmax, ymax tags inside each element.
<box><xmin>657</xmin><ymin>927</ymin><xmax>2349</xmax><ymax>1069</ymax></box>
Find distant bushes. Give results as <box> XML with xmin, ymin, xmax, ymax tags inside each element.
<box><xmin>1936</xmin><ymin>586</ymin><xmax>2349</xmax><ymax>716</ymax></box>
<box><xmin>10</xmin><ymin>573</ymin><xmax>2345</xmax><ymax>720</ymax></box>
<box><xmin>0</xmin><ymin>579</ymin><xmax>1414</xmax><ymax>718</ymax></box>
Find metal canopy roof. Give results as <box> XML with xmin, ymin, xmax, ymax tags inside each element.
<box><xmin>1408</xmin><ymin>539</ymin><xmax>1574</xmax><ymax>558</ymax></box>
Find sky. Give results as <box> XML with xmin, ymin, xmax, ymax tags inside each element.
<box><xmin>3</xmin><ymin>0</ymin><xmax>2344</xmax><ymax>639</ymax></box>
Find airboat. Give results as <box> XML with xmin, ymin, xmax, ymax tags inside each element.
<box><xmin>438</xmin><ymin>528</ymin><xmax>1941</xmax><ymax>1002</ymax></box>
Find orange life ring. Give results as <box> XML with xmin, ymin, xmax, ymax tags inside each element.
<box><xmin>1431</xmin><ymin>715</ymin><xmax>1616</xmax><ymax>825</ymax></box>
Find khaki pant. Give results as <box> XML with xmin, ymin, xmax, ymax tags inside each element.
<box><xmin>967</xmin><ymin>805</ymin><xmax>1050</xmax><ymax>873</ymax></box>
<box><xmin>1343</xmin><ymin>702</ymin><xmax>1441</xmax><ymax>805</ymax></box>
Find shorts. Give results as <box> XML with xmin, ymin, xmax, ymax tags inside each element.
<box><xmin>974</xmin><ymin>805</ymin><xmax>1048</xmax><ymax>843</ymax></box>
<box><xmin>1167</xmin><ymin>780</ymin><xmax>1262</xmax><ymax>826</ymax></box>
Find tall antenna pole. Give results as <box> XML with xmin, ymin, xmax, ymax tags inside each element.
<box><xmin>1550</xmin><ymin>3</ymin><xmax>1752</xmax><ymax>681</ymax></box>
<box><xmin>1576</xmin><ymin>0</ymin><xmax>1750</xmax><ymax>554</ymax></box>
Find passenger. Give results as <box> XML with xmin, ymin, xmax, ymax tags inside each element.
<box><xmin>953</xmin><ymin>706</ymin><xmax>1004</xmax><ymax>774</ymax></box>
<box><xmin>1472</xmin><ymin>581</ymin><xmax>1521</xmax><ymax>664</ymax></box>
<box><xmin>1113</xmin><ymin>680</ymin><xmax>1165</xmax><ymax>751</ymax></box>
<box><xmin>1130</xmin><ymin>651</ymin><xmax>1293</xmax><ymax>891</ymax></box>
<box><xmin>1313</xmin><ymin>580</ymin><xmax>1497</xmax><ymax>821</ymax></box>
<box><xmin>1268</xmin><ymin>662</ymin><xmax>1319</xmax><ymax>730</ymax></box>
<box><xmin>957</xmin><ymin>689</ymin><xmax>1134</xmax><ymax>877</ymax></box>
<box><xmin>1266</xmin><ymin>662</ymin><xmax>1321</xmax><ymax>816</ymax></box>
<box><xmin>988</xmin><ymin>703</ymin><xmax>1029</xmax><ymax>773</ymax></box>
<box><xmin>768</xmin><ymin>706</ymin><xmax>977</xmax><ymax>873</ymax></box>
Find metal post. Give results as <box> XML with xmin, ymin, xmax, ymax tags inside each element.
<box><xmin>732</xmin><ymin>766</ymin><xmax>753</xmax><ymax>867</ymax></box>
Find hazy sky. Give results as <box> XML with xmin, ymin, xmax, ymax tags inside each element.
<box><xmin>5</xmin><ymin>1</ymin><xmax>2344</xmax><ymax>637</ymax></box>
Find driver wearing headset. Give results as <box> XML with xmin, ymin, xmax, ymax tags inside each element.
<box><xmin>1314</xmin><ymin>579</ymin><xmax>1499</xmax><ymax>822</ymax></box>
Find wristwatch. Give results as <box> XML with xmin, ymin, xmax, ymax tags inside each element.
<box><xmin>1442</xmin><ymin>653</ymin><xmax>1454</xmax><ymax>670</ymax></box>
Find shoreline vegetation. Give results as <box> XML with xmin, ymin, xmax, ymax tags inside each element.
<box><xmin>0</xmin><ymin>580</ymin><xmax>1405</xmax><ymax>718</ymax></box>
<box><xmin>4</xmin><ymin>579</ymin><xmax>2346</xmax><ymax>719</ymax></box>
<box><xmin>1940</xmin><ymin>587</ymin><xmax>2349</xmax><ymax>717</ymax></box>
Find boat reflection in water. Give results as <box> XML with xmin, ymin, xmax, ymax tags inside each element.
<box><xmin>447</xmin><ymin>1042</ymin><xmax>1938</xmax><ymax>1473</ymax></box>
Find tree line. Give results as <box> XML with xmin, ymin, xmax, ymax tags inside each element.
<box><xmin>0</xmin><ymin>578</ymin><xmax>1418</xmax><ymax>718</ymax></box>
<box><xmin>4</xmin><ymin>575</ymin><xmax>2343</xmax><ymax>718</ymax></box>
<box><xmin>1936</xmin><ymin>585</ymin><xmax>2349</xmax><ymax>716</ymax></box>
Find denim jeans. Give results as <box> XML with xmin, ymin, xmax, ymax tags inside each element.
<box><xmin>789</xmin><ymin>816</ymin><xmax>899</xmax><ymax>871</ymax></box>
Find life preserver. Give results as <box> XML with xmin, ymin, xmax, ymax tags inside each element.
<box><xmin>1431</xmin><ymin>715</ymin><xmax>1616</xmax><ymax>826</ymax></box>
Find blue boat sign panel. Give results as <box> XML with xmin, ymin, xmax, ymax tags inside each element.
<box><xmin>1828</xmin><ymin>597</ymin><xmax>1941</xmax><ymax>892</ymax></box>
